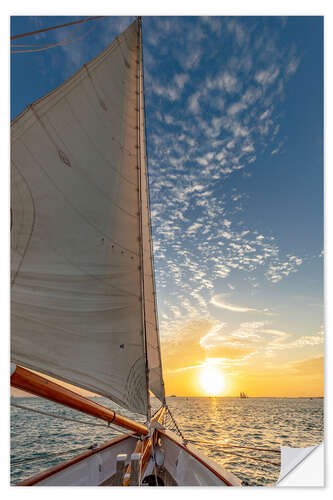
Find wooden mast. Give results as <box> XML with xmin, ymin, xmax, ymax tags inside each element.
<box><xmin>11</xmin><ymin>365</ymin><xmax>148</xmax><ymax>436</ymax></box>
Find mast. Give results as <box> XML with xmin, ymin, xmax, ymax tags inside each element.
<box><xmin>140</xmin><ymin>18</ymin><xmax>166</xmax><ymax>406</ymax></box>
<box><xmin>136</xmin><ymin>16</ymin><xmax>151</xmax><ymax>421</ymax></box>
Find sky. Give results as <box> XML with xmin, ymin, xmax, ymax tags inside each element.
<box><xmin>10</xmin><ymin>16</ymin><xmax>324</xmax><ymax>398</ymax></box>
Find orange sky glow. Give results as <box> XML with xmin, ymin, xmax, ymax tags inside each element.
<box><xmin>11</xmin><ymin>318</ymin><xmax>324</xmax><ymax>399</ymax></box>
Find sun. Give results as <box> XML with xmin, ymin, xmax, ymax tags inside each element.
<box><xmin>199</xmin><ymin>366</ymin><xmax>226</xmax><ymax>396</ymax></box>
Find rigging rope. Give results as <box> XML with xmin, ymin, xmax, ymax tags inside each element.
<box><xmin>11</xmin><ymin>16</ymin><xmax>104</xmax><ymax>40</ymax></box>
<box><xmin>12</xmin><ymin>403</ymin><xmax>280</xmax><ymax>469</ymax></box>
<box><xmin>10</xmin><ymin>402</ymin><xmax>129</xmax><ymax>432</ymax></box>
<box><xmin>11</xmin><ymin>21</ymin><xmax>99</xmax><ymax>54</ymax></box>
<box><xmin>210</xmin><ymin>449</ymin><xmax>280</xmax><ymax>467</ymax></box>
<box><xmin>163</xmin><ymin>405</ymin><xmax>187</xmax><ymax>443</ymax></box>
<box><xmin>12</xmin><ymin>22</ymin><xmax>84</xmax><ymax>48</ymax></box>
<box><xmin>187</xmin><ymin>438</ymin><xmax>280</xmax><ymax>454</ymax></box>
<box><xmin>161</xmin><ymin>405</ymin><xmax>280</xmax><ymax>467</ymax></box>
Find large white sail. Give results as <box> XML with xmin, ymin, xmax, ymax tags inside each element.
<box><xmin>11</xmin><ymin>19</ymin><xmax>165</xmax><ymax>415</ymax></box>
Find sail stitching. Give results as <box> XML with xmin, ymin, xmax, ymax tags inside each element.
<box><xmin>83</xmin><ymin>64</ymin><xmax>108</xmax><ymax>111</ymax></box>
<box><xmin>11</xmin><ymin>162</ymin><xmax>36</xmax><ymax>286</ymax></box>
<box><xmin>64</xmin><ymin>96</ymin><xmax>138</xmax><ymax>187</ymax></box>
<box><xmin>13</xmin><ymin>239</ymin><xmax>141</xmax><ymax>299</ymax></box>
<box><xmin>29</xmin><ymin>106</ymin><xmax>139</xmax><ymax>219</ymax></box>
<box><xmin>20</xmin><ymin>139</ymin><xmax>139</xmax><ymax>257</ymax></box>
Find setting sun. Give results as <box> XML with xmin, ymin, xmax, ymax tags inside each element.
<box><xmin>199</xmin><ymin>366</ymin><xmax>226</xmax><ymax>396</ymax></box>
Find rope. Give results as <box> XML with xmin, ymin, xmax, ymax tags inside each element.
<box><xmin>187</xmin><ymin>438</ymin><xmax>280</xmax><ymax>467</ymax></box>
<box><xmin>11</xmin><ymin>16</ymin><xmax>104</xmax><ymax>40</ymax></box>
<box><xmin>163</xmin><ymin>405</ymin><xmax>187</xmax><ymax>443</ymax></box>
<box><xmin>11</xmin><ymin>402</ymin><xmax>123</xmax><ymax>432</ymax></box>
<box><xmin>12</xmin><ymin>404</ymin><xmax>279</xmax><ymax>469</ymax></box>
<box><xmin>11</xmin><ymin>22</ymin><xmax>83</xmax><ymax>47</ymax></box>
<box><xmin>11</xmin><ymin>21</ymin><xmax>99</xmax><ymax>54</ymax></box>
<box><xmin>210</xmin><ymin>449</ymin><xmax>280</xmax><ymax>467</ymax></box>
<box><xmin>160</xmin><ymin>406</ymin><xmax>279</xmax><ymax>467</ymax></box>
<box><xmin>187</xmin><ymin>438</ymin><xmax>280</xmax><ymax>454</ymax></box>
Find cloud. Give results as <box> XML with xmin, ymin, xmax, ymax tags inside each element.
<box><xmin>143</xmin><ymin>16</ymin><xmax>306</xmax><ymax>332</ymax></box>
<box><xmin>254</xmin><ymin>66</ymin><xmax>280</xmax><ymax>86</ymax></box>
<box><xmin>200</xmin><ymin>323</ymin><xmax>257</xmax><ymax>360</ymax></box>
<box><xmin>150</xmin><ymin>73</ymin><xmax>190</xmax><ymax>102</ymax></box>
<box><xmin>174</xmin><ymin>73</ymin><xmax>189</xmax><ymax>89</ymax></box>
<box><xmin>204</xmin><ymin>345</ymin><xmax>256</xmax><ymax>360</ymax></box>
<box><xmin>186</xmin><ymin>222</ymin><xmax>203</xmax><ymax>236</ymax></box>
<box><xmin>188</xmin><ymin>91</ymin><xmax>201</xmax><ymax>113</ymax></box>
<box><xmin>216</xmin><ymin>71</ymin><xmax>239</xmax><ymax>93</ymax></box>
<box><xmin>167</xmin><ymin>363</ymin><xmax>204</xmax><ymax>374</ymax></box>
<box><xmin>225</xmin><ymin>18</ymin><xmax>248</xmax><ymax>47</ymax></box>
<box><xmin>286</xmin><ymin>56</ymin><xmax>301</xmax><ymax>76</ymax></box>
<box><xmin>211</xmin><ymin>294</ymin><xmax>267</xmax><ymax>313</ymax></box>
<box><xmin>260</xmin><ymin>108</ymin><xmax>271</xmax><ymax>120</ymax></box>
<box><xmin>265</xmin><ymin>255</ymin><xmax>303</xmax><ymax>283</ymax></box>
<box><xmin>227</xmin><ymin>101</ymin><xmax>246</xmax><ymax>115</ymax></box>
<box><xmin>261</xmin><ymin>328</ymin><xmax>291</xmax><ymax>344</ymax></box>
<box><xmin>288</xmin><ymin>355</ymin><xmax>324</xmax><ymax>376</ymax></box>
<box><xmin>201</xmin><ymin>16</ymin><xmax>222</xmax><ymax>35</ymax></box>
<box><xmin>268</xmin><ymin>327</ymin><xmax>324</xmax><ymax>350</ymax></box>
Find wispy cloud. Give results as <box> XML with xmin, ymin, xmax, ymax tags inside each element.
<box><xmin>142</xmin><ymin>16</ymin><xmax>308</xmax><ymax>348</ymax></box>
<box><xmin>254</xmin><ymin>66</ymin><xmax>280</xmax><ymax>86</ymax></box>
<box><xmin>288</xmin><ymin>355</ymin><xmax>324</xmax><ymax>376</ymax></box>
<box><xmin>285</xmin><ymin>56</ymin><xmax>300</xmax><ymax>76</ymax></box>
<box><xmin>211</xmin><ymin>295</ymin><xmax>267</xmax><ymax>313</ymax></box>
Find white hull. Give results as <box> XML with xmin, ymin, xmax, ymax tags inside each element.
<box><xmin>18</xmin><ymin>429</ymin><xmax>242</xmax><ymax>486</ymax></box>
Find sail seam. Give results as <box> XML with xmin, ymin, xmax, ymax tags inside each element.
<box><xmin>28</xmin><ymin>106</ymin><xmax>139</xmax><ymax>219</ymax></box>
<box><xmin>11</xmin><ymin>161</ymin><xmax>36</xmax><ymax>286</ymax></box>
<box><xmin>18</xmin><ymin>139</ymin><xmax>139</xmax><ymax>257</ymax></box>
<box><xmin>64</xmin><ymin>97</ymin><xmax>139</xmax><ymax>187</ymax></box>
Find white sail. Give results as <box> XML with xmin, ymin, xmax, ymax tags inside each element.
<box><xmin>11</xmin><ymin>19</ymin><xmax>165</xmax><ymax>415</ymax></box>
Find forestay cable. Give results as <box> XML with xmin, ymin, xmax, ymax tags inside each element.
<box><xmin>11</xmin><ymin>21</ymin><xmax>99</xmax><ymax>54</ymax></box>
<box><xmin>11</xmin><ymin>16</ymin><xmax>104</xmax><ymax>40</ymax></box>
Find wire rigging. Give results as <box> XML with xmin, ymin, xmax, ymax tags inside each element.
<box><xmin>11</xmin><ymin>21</ymin><xmax>99</xmax><ymax>54</ymax></box>
<box><xmin>11</xmin><ymin>402</ymin><xmax>131</xmax><ymax>433</ymax></box>
<box><xmin>11</xmin><ymin>16</ymin><xmax>104</xmax><ymax>40</ymax></box>
<box><xmin>187</xmin><ymin>438</ymin><xmax>280</xmax><ymax>454</ymax></box>
<box><xmin>161</xmin><ymin>405</ymin><xmax>280</xmax><ymax>467</ymax></box>
<box><xmin>11</xmin><ymin>22</ymin><xmax>84</xmax><ymax>47</ymax></box>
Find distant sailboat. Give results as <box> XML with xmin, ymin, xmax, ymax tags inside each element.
<box><xmin>240</xmin><ymin>392</ymin><xmax>248</xmax><ymax>399</ymax></box>
<box><xmin>10</xmin><ymin>17</ymin><xmax>242</xmax><ymax>486</ymax></box>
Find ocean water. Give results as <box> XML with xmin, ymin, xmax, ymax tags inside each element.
<box><xmin>11</xmin><ymin>396</ymin><xmax>323</xmax><ymax>486</ymax></box>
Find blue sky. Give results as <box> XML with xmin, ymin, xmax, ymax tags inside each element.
<box><xmin>11</xmin><ymin>16</ymin><xmax>324</xmax><ymax>395</ymax></box>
